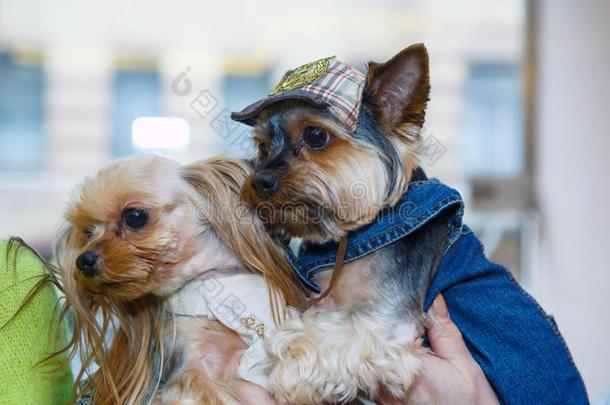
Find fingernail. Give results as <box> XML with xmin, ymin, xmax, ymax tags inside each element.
<box><xmin>429</xmin><ymin>294</ymin><xmax>449</xmax><ymax>320</ymax></box>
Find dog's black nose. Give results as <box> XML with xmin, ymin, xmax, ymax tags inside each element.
<box><xmin>75</xmin><ymin>251</ymin><xmax>98</xmax><ymax>277</ymax></box>
<box><xmin>251</xmin><ymin>172</ymin><xmax>279</xmax><ymax>199</ymax></box>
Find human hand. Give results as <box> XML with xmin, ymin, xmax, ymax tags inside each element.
<box><xmin>381</xmin><ymin>294</ymin><xmax>499</xmax><ymax>405</ymax></box>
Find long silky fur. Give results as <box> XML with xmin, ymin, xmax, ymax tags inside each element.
<box><xmin>267</xmin><ymin>308</ymin><xmax>425</xmax><ymax>404</ymax></box>
<box><xmin>54</xmin><ymin>223</ymin><xmax>169</xmax><ymax>404</ymax></box>
<box><xmin>181</xmin><ymin>157</ymin><xmax>307</xmax><ymax>315</ymax></box>
<box><xmin>17</xmin><ymin>156</ymin><xmax>307</xmax><ymax>404</ymax></box>
<box><xmin>239</xmin><ymin>44</ymin><xmax>435</xmax><ymax>404</ymax></box>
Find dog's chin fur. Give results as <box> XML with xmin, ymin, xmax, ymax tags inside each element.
<box><xmin>56</xmin><ymin>154</ymin><xmax>306</xmax><ymax>404</ymax></box>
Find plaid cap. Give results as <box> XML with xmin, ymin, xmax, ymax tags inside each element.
<box><xmin>231</xmin><ymin>56</ymin><xmax>366</xmax><ymax>132</ymax></box>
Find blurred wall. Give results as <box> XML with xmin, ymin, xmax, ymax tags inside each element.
<box><xmin>536</xmin><ymin>0</ymin><xmax>610</xmax><ymax>399</ymax></box>
<box><xmin>0</xmin><ymin>0</ymin><xmax>525</xmax><ymax>249</ymax></box>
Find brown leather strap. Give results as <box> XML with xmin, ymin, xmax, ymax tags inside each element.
<box><xmin>310</xmin><ymin>236</ymin><xmax>348</xmax><ymax>306</ymax></box>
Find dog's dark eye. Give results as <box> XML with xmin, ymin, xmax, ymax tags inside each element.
<box><xmin>258</xmin><ymin>142</ymin><xmax>269</xmax><ymax>158</ymax></box>
<box><xmin>122</xmin><ymin>208</ymin><xmax>149</xmax><ymax>229</ymax></box>
<box><xmin>302</xmin><ymin>126</ymin><xmax>329</xmax><ymax>150</ymax></box>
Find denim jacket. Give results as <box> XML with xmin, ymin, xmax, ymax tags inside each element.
<box><xmin>286</xmin><ymin>175</ymin><xmax>588</xmax><ymax>405</ymax></box>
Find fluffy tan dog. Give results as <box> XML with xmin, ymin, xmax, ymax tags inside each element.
<box><xmin>55</xmin><ymin>154</ymin><xmax>305</xmax><ymax>404</ymax></box>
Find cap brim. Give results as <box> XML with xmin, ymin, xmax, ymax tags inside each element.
<box><xmin>230</xmin><ymin>89</ymin><xmax>330</xmax><ymax>126</ymax></box>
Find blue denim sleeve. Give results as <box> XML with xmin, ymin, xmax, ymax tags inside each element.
<box><xmin>424</xmin><ymin>227</ymin><xmax>589</xmax><ymax>405</ymax></box>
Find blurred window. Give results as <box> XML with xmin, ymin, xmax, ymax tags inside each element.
<box><xmin>0</xmin><ymin>52</ymin><xmax>44</xmax><ymax>171</ymax></box>
<box><xmin>462</xmin><ymin>61</ymin><xmax>533</xmax><ymax>284</ymax></box>
<box><xmin>220</xmin><ymin>70</ymin><xmax>270</xmax><ymax>155</ymax></box>
<box><xmin>464</xmin><ymin>63</ymin><xmax>524</xmax><ymax>178</ymax></box>
<box><xmin>222</xmin><ymin>71</ymin><xmax>270</xmax><ymax>113</ymax></box>
<box><xmin>111</xmin><ymin>68</ymin><xmax>160</xmax><ymax>158</ymax></box>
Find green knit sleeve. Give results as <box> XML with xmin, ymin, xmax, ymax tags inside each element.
<box><xmin>0</xmin><ymin>240</ymin><xmax>73</xmax><ymax>405</ymax></box>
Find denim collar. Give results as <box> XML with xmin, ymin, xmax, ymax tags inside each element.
<box><xmin>285</xmin><ymin>172</ymin><xmax>465</xmax><ymax>292</ymax></box>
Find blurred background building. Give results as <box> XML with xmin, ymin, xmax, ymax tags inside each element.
<box><xmin>0</xmin><ymin>0</ymin><xmax>608</xmax><ymax>399</ymax></box>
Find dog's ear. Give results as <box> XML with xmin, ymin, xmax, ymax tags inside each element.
<box><xmin>364</xmin><ymin>43</ymin><xmax>430</xmax><ymax>129</ymax></box>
